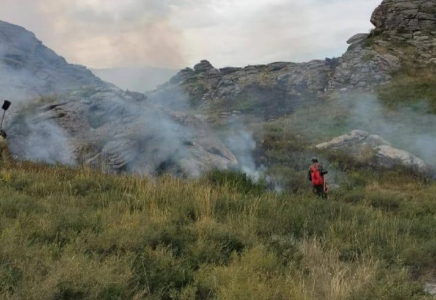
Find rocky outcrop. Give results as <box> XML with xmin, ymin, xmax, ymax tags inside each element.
<box><xmin>148</xmin><ymin>0</ymin><xmax>436</xmax><ymax>117</ymax></box>
<box><xmin>316</xmin><ymin>130</ymin><xmax>429</xmax><ymax>172</ymax></box>
<box><xmin>371</xmin><ymin>0</ymin><xmax>436</xmax><ymax>33</ymax></box>
<box><xmin>8</xmin><ymin>86</ymin><xmax>239</xmax><ymax>177</ymax></box>
<box><xmin>148</xmin><ymin>59</ymin><xmax>331</xmax><ymax>121</ymax></box>
<box><xmin>374</xmin><ymin>145</ymin><xmax>428</xmax><ymax>172</ymax></box>
<box><xmin>347</xmin><ymin>33</ymin><xmax>370</xmax><ymax>45</ymax></box>
<box><xmin>327</xmin><ymin>48</ymin><xmax>401</xmax><ymax>90</ymax></box>
<box><xmin>369</xmin><ymin>0</ymin><xmax>436</xmax><ymax>64</ymax></box>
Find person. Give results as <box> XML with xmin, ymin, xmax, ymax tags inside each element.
<box><xmin>308</xmin><ymin>157</ymin><xmax>328</xmax><ymax>199</ymax></box>
<box><xmin>0</xmin><ymin>130</ymin><xmax>10</xmax><ymax>163</ymax></box>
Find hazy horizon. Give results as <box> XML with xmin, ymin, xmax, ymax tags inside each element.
<box><xmin>0</xmin><ymin>0</ymin><xmax>381</xmax><ymax>70</ymax></box>
<box><xmin>91</xmin><ymin>66</ymin><xmax>178</xmax><ymax>92</ymax></box>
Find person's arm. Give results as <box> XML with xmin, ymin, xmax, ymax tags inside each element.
<box><xmin>319</xmin><ymin>164</ymin><xmax>328</xmax><ymax>175</ymax></box>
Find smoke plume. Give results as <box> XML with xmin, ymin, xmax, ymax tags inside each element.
<box><xmin>222</xmin><ymin>118</ymin><xmax>265</xmax><ymax>181</ymax></box>
<box><xmin>344</xmin><ymin>95</ymin><xmax>436</xmax><ymax>166</ymax></box>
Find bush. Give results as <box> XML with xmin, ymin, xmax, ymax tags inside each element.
<box><xmin>206</xmin><ymin>169</ymin><xmax>266</xmax><ymax>194</ymax></box>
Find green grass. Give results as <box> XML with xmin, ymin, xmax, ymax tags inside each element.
<box><xmin>0</xmin><ymin>161</ymin><xmax>435</xmax><ymax>299</ymax></box>
<box><xmin>377</xmin><ymin>73</ymin><xmax>436</xmax><ymax>114</ymax></box>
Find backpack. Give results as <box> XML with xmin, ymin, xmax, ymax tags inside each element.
<box><xmin>310</xmin><ymin>164</ymin><xmax>324</xmax><ymax>186</ymax></box>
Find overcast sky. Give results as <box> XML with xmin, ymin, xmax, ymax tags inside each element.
<box><xmin>0</xmin><ymin>0</ymin><xmax>381</xmax><ymax>69</ymax></box>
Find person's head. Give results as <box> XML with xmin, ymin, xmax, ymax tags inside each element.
<box><xmin>311</xmin><ymin>157</ymin><xmax>318</xmax><ymax>163</ymax></box>
<box><xmin>0</xmin><ymin>130</ymin><xmax>7</xmax><ymax>139</ymax></box>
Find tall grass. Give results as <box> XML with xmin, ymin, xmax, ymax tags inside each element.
<box><xmin>0</xmin><ymin>161</ymin><xmax>435</xmax><ymax>299</ymax></box>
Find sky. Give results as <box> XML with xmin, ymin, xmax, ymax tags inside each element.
<box><xmin>0</xmin><ymin>0</ymin><xmax>382</xmax><ymax>70</ymax></box>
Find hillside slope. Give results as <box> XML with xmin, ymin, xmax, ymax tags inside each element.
<box><xmin>0</xmin><ymin>161</ymin><xmax>435</xmax><ymax>299</ymax></box>
<box><xmin>0</xmin><ymin>21</ymin><xmax>240</xmax><ymax>177</ymax></box>
<box><xmin>0</xmin><ymin>20</ymin><xmax>107</xmax><ymax>100</ymax></box>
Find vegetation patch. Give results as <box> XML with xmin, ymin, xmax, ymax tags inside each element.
<box><xmin>0</xmin><ymin>161</ymin><xmax>434</xmax><ymax>299</ymax></box>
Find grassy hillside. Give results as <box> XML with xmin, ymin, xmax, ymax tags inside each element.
<box><xmin>0</xmin><ymin>161</ymin><xmax>435</xmax><ymax>299</ymax></box>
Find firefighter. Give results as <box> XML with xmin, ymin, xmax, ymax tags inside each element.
<box><xmin>308</xmin><ymin>157</ymin><xmax>328</xmax><ymax>199</ymax></box>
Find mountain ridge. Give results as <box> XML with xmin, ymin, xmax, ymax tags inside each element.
<box><xmin>147</xmin><ymin>0</ymin><xmax>436</xmax><ymax>120</ymax></box>
<box><xmin>0</xmin><ymin>20</ymin><xmax>108</xmax><ymax>100</ymax></box>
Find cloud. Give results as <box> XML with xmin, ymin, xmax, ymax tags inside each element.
<box><xmin>0</xmin><ymin>0</ymin><xmax>381</xmax><ymax>69</ymax></box>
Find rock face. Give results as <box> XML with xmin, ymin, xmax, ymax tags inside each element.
<box><xmin>8</xmin><ymin>86</ymin><xmax>239</xmax><ymax>177</ymax></box>
<box><xmin>147</xmin><ymin>0</ymin><xmax>436</xmax><ymax>119</ymax></box>
<box><xmin>316</xmin><ymin>130</ymin><xmax>429</xmax><ymax>172</ymax></box>
<box><xmin>371</xmin><ymin>0</ymin><xmax>436</xmax><ymax>33</ymax></box>
<box><xmin>0</xmin><ymin>21</ymin><xmax>239</xmax><ymax>177</ymax></box>
<box><xmin>327</xmin><ymin>49</ymin><xmax>401</xmax><ymax>90</ymax></box>
<box><xmin>347</xmin><ymin>33</ymin><xmax>370</xmax><ymax>45</ymax></box>
<box><xmin>0</xmin><ymin>20</ymin><xmax>107</xmax><ymax>100</ymax></box>
<box><xmin>148</xmin><ymin>59</ymin><xmax>331</xmax><ymax>121</ymax></box>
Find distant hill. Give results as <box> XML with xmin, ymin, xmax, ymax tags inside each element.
<box><xmin>92</xmin><ymin>67</ymin><xmax>178</xmax><ymax>92</ymax></box>
<box><xmin>0</xmin><ymin>20</ymin><xmax>107</xmax><ymax>100</ymax></box>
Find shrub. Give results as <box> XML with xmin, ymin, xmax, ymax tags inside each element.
<box><xmin>206</xmin><ymin>169</ymin><xmax>266</xmax><ymax>194</ymax></box>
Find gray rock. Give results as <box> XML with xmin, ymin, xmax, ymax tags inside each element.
<box><xmin>9</xmin><ymin>87</ymin><xmax>239</xmax><ymax>177</ymax></box>
<box><xmin>144</xmin><ymin>1</ymin><xmax>436</xmax><ymax>116</ymax></box>
<box><xmin>371</xmin><ymin>0</ymin><xmax>436</xmax><ymax>33</ymax></box>
<box><xmin>169</xmin><ymin>68</ymin><xmax>195</xmax><ymax>84</ymax></box>
<box><xmin>194</xmin><ymin>60</ymin><xmax>217</xmax><ymax>73</ymax></box>
<box><xmin>316</xmin><ymin>130</ymin><xmax>389</xmax><ymax>152</ymax></box>
<box><xmin>347</xmin><ymin>33</ymin><xmax>369</xmax><ymax>45</ymax></box>
<box><xmin>316</xmin><ymin>130</ymin><xmax>429</xmax><ymax>172</ymax></box>
<box><xmin>0</xmin><ymin>20</ymin><xmax>107</xmax><ymax>100</ymax></box>
<box><xmin>374</xmin><ymin>145</ymin><xmax>428</xmax><ymax>172</ymax></box>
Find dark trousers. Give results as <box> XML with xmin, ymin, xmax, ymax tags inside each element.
<box><xmin>313</xmin><ymin>184</ymin><xmax>328</xmax><ymax>199</ymax></box>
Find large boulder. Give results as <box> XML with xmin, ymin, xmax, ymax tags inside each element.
<box><xmin>374</xmin><ymin>145</ymin><xmax>428</xmax><ymax>172</ymax></box>
<box><xmin>371</xmin><ymin>0</ymin><xmax>436</xmax><ymax>33</ymax></box>
<box><xmin>316</xmin><ymin>130</ymin><xmax>429</xmax><ymax>172</ymax></box>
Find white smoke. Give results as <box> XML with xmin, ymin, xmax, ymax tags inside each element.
<box><xmin>221</xmin><ymin>118</ymin><xmax>265</xmax><ymax>181</ymax></box>
<box><xmin>22</xmin><ymin>119</ymin><xmax>75</xmax><ymax>165</ymax></box>
<box><xmin>345</xmin><ymin>95</ymin><xmax>436</xmax><ymax>166</ymax></box>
